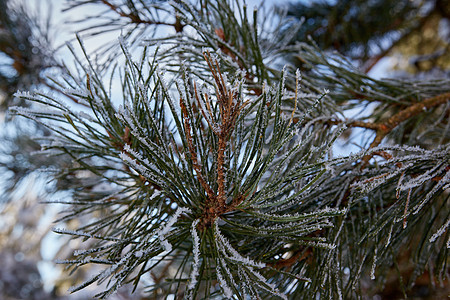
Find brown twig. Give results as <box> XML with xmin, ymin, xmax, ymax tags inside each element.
<box><xmin>361</xmin><ymin>92</ymin><xmax>450</xmax><ymax>164</ymax></box>
<box><xmin>101</xmin><ymin>0</ymin><xmax>179</xmax><ymax>28</ymax></box>
<box><xmin>323</xmin><ymin>92</ymin><xmax>449</xmax><ymax>209</ymax></box>
<box><xmin>325</xmin><ymin>93</ymin><xmax>450</xmax><ymax>165</ymax></box>
<box><xmin>182</xmin><ymin>52</ymin><xmax>249</xmax><ymax>229</ymax></box>
<box><xmin>268</xmin><ymin>248</ymin><xmax>312</xmax><ymax>270</ymax></box>
<box><xmin>214</xmin><ymin>28</ymin><xmax>262</xmax><ymax>95</ymax></box>
<box><xmin>179</xmin><ymin>95</ymin><xmax>215</xmax><ymax>200</ymax></box>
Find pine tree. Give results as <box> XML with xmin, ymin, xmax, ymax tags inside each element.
<box><xmin>2</xmin><ymin>0</ymin><xmax>449</xmax><ymax>299</ymax></box>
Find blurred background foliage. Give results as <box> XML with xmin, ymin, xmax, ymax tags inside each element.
<box><xmin>286</xmin><ymin>0</ymin><xmax>450</xmax><ymax>75</ymax></box>
<box><xmin>0</xmin><ymin>0</ymin><xmax>58</xmax><ymax>112</ymax></box>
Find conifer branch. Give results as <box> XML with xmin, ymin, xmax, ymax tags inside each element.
<box><xmin>328</xmin><ymin>92</ymin><xmax>449</xmax><ymax>164</ymax></box>
<box><xmin>179</xmin><ymin>93</ymin><xmax>215</xmax><ymax>200</ymax></box>
<box><xmin>363</xmin><ymin>92</ymin><xmax>450</xmax><ymax>163</ymax></box>
<box><xmin>100</xmin><ymin>0</ymin><xmax>174</xmax><ymax>27</ymax></box>
<box><xmin>189</xmin><ymin>51</ymin><xmax>250</xmax><ymax>229</ymax></box>
<box><xmin>5</xmin><ymin>1</ymin><xmax>449</xmax><ymax>298</ymax></box>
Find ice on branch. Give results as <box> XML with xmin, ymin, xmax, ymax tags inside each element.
<box><xmin>77</xmin><ymin>111</ymin><xmax>94</xmax><ymax>122</ymax></box>
<box><xmin>157</xmin><ymin>207</ymin><xmax>191</xmax><ymax>252</ymax></box>
<box><xmin>52</xmin><ymin>228</ymin><xmax>120</xmax><ymax>241</ymax></box>
<box><xmin>216</xmin><ymin>260</ymin><xmax>234</xmax><ymax>299</ymax></box>
<box><xmin>63</xmin><ymin>88</ymin><xmax>89</xmax><ymax>98</ymax></box>
<box><xmin>118</xmin><ymin>35</ymin><xmax>133</xmax><ymax>64</ymax></box>
<box><xmin>123</xmin><ymin>144</ymin><xmax>151</xmax><ymax>166</ymax></box>
<box><xmin>67</xmin><ymin>257</ymin><xmax>123</xmax><ymax>293</ymax></box>
<box><xmin>13</xmin><ymin>91</ymin><xmax>33</xmax><ymax>98</ymax></box>
<box><xmin>11</xmin><ymin>106</ymin><xmax>64</xmax><ymax>119</ymax></box>
<box><xmin>119</xmin><ymin>152</ymin><xmax>150</xmax><ymax>176</ymax></box>
<box><xmin>214</xmin><ymin>219</ymin><xmax>265</xmax><ymax>268</ymax></box>
<box><xmin>295</xmin><ymin>69</ymin><xmax>302</xmax><ymax>81</ymax></box>
<box><xmin>188</xmin><ymin>219</ymin><xmax>201</xmax><ymax>290</ymax></box>
<box><xmin>53</xmin><ymin>227</ymin><xmax>93</xmax><ymax>238</ymax></box>
<box><xmin>370</xmin><ymin>248</ymin><xmax>377</xmax><ymax>280</ymax></box>
<box><xmin>429</xmin><ymin>218</ymin><xmax>450</xmax><ymax>243</ymax></box>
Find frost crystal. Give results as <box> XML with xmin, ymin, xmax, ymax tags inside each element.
<box><xmin>215</xmin><ymin>219</ymin><xmax>265</xmax><ymax>268</ymax></box>
<box><xmin>63</xmin><ymin>88</ymin><xmax>89</xmax><ymax>98</ymax></box>
<box><xmin>188</xmin><ymin>219</ymin><xmax>201</xmax><ymax>290</ymax></box>
<box><xmin>118</xmin><ymin>35</ymin><xmax>133</xmax><ymax>64</ymax></box>
<box><xmin>370</xmin><ymin>248</ymin><xmax>377</xmax><ymax>280</ymax></box>
<box><xmin>216</xmin><ymin>259</ymin><xmax>234</xmax><ymax>298</ymax></box>
<box><xmin>429</xmin><ymin>218</ymin><xmax>450</xmax><ymax>243</ymax></box>
<box><xmin>78</xmin><ymin>111</ymin><xmax>94</xmax><ymax>122</ymax></box>
<box><xmin>157</xmin><ymin>207</ymin><xmax>191</xmax><ymax>252</ymax></box>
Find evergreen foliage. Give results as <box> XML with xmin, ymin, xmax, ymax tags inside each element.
<box><xmin>2</xmin><ymin>0</ymin><xmax>449</xmax><ymax>298</ymax></box>
<box><xmin>0</xmin><ymin>0</ymin><xmax>57</xmax><ymax>109</ymax></box>
<box><xmin>285</xmin><ymin>0</ymin><xmax>450</xmax><ymax>73</ymax></box>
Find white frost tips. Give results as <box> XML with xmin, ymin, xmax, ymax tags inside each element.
<box><xmin>149</xmin><ymin>190</ymin><xmax>161</xmax><ymax>200</ymax></box>
<box><xmin>157</xmin><ymin>207</ymin><xmax>191</xmax><ymax>252</ymax></box>
<box><xmin>429</xmin><ymin>218</ymin><xmax>450</xmax><ymax>243</ymax></box>
<box><xmin>188</xmin><ymin>219</ymin><xmax>201</xmax><ymax>290</ymax></box>
<box><xmin>118</xmin><ymin>35</ymin><xmax>133</xmax><ymax>63</ymax></box>
<box><xmin>216</xmin><ymin>260</ymin><xmax>233</xmax><ymax>298</ymax></box>
<box><xmin>214</xmin><ymin>219</ymin><xmax>265</xmax><ymax>269</ymax></box>
<box><xmin>370</xmin><ymin>248</ymin><xmax>377</xmax><ymax>280</ymax></box>
<box><xmin>13</xmin><ymin>90</ymin><xmax>32</xmax><ymax>98</ymax></box>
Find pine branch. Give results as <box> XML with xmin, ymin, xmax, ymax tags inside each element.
<box><xmin>179</xmin><ymin>87</ymin><xmax>215</xmax><ymax>200</ymax></box>
<box><xmin>4</xmin><ymin>1</ymin><xmax>449</xmax><ymax>299</ymax></box>
<box><xmin>357</xmin><ymin>92</ymin><xmax>450</xmax><ymax>163</ymax></box>
<box><xmin>100</xmin><ymin>0</ymin><xmax>176</xmax><ymax>27</ymax></box>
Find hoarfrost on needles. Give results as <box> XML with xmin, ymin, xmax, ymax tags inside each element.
<box><xmin>429</xmin><ymin>218</ymin><xmax>450</xmax><ymax>243</ymax></box>
<box><xmin>157</xmin><ymin>207</ymin><xmax>191</xmax><ymax>252</ymax></box>
<box><xmin>216</xmin><ymin>262</ymin><xmax>233</xmax><ymax>298</ymax></box>
<box><xmin>214</xmin><ymin>219</ymin><xmax>265</xmax><ymax>269</ymax></box>
<box><xmin>188</xmin><ymin>219</ymin><xmax>201</xmax><ymax>290</ymax></box>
